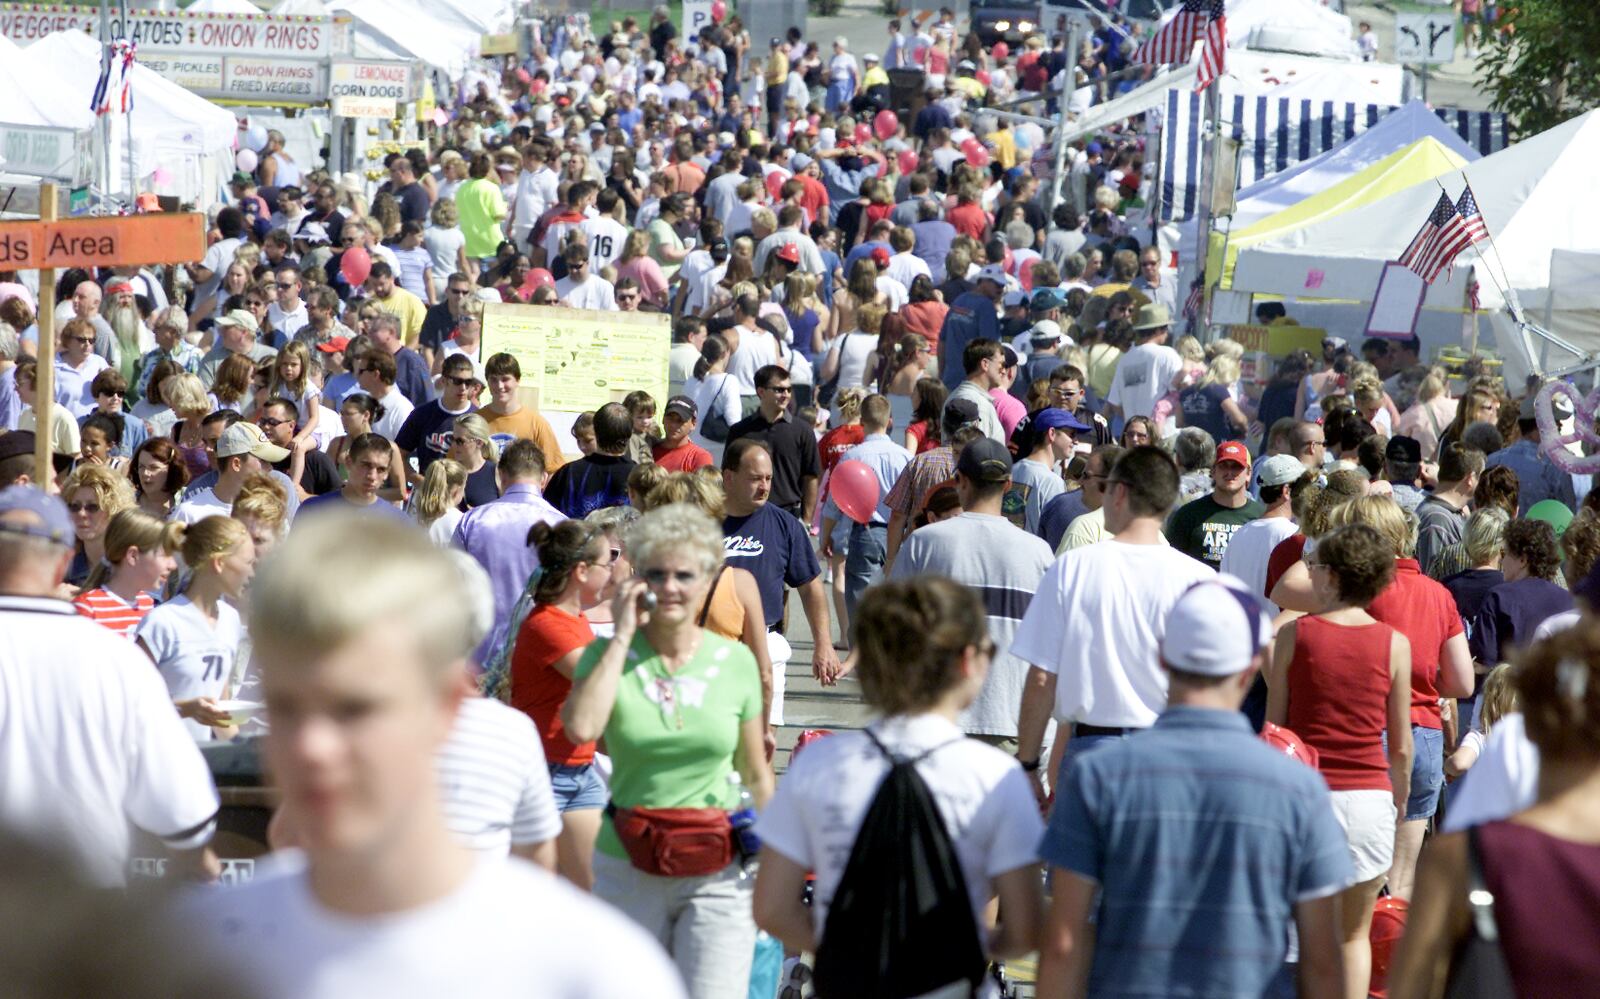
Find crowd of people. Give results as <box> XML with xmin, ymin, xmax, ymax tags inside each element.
<box><xmin>0</xmin><ymin>3</ymin><xmax>1597</xmax><ymax>998</ymax></box>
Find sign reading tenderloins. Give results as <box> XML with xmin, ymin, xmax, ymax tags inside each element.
<box><xmin>0</xmin><ymin>4</ymin><xmax>350</xmax><ymax>58</ymax></box>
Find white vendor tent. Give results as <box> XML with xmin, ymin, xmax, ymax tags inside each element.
<box><xmin>1147</xmin><ymin>0</ymin><xmax>1358</xmax><ymax>59</ymax></box>
<box><xmin>0</xmin><ymin>31</ymin><xmax>235</xmax><ymax>204</ymax></box>
<box><xmin>1232</xmin><ymin>108</ymin><xmax>1600</xmax><ymax>381</ymax></box>
<box><xmin>1222</xmin><ymin>100</ymin><xmax>1479</xmax><ymax>231</ymax></box>
<box><xmin>328</xmin><ymin>0</ymin><xmax>480</xmax><ymax>78</ymax></box>
<box><xmin>1064</xmin><ymin>48</ymin><xmax>1403</xmax><ymax>144</ymax></box>
<box><xmin>187</xmin><ymin>0</ymin><xmax>263</xmax><ymax>13</ymax></box>
<box><xmin>271</xmin><ymin>0</ymin><xmax>332</xmax><ymax>14</ymax></box>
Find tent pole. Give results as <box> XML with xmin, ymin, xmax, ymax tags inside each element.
<box><xmin>1195</xmin><ymin>80</ymin><xmax>1221</xmax><ymax>342</ymax></box>
<box><xmin>122</xmin><ymin>0</ymin><xmax>134</xmax><ymax>204</ymax></box>
<box><xmin>100</xmin><ymin>0</ymin><xmax>112</xmax><ymax>208</ymax></box>
<box><xmin>1046</xmin><ymin>21</ymin><xmax>1079</xmax><ymax>222</ymax></box>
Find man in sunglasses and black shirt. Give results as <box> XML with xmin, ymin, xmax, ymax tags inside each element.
<box><xmin>394</xmin><ymin>354</ymin><xmax>483</xmax><ymax>486</ymax></box>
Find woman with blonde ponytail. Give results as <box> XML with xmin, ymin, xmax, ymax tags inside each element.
<box><xmin>134</xmin><ymin>516</ymin><xmax>256</xmax><ymax>741</ymax></box>
<box><xmin>413</xmin><ymin>458</ymin><xmax>468</xmax><ymax>545</ymax></box>
<box><xmin>73</xmin><ymin>509</ymin><xmax>182</xmax><ymax>637</ymax></box>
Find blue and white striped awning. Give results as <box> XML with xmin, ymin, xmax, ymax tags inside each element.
<box><xmin>1159</xmin><ymin>91</ymin><xmax>1510</xmax><ymax>221</ymax></box>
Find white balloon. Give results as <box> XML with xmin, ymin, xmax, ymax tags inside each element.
<box><xmin>244</xmin><ymin>124</ymin><xmax>270</xmax><ymax>152</ymax></box>
<box><xmin>236</xmin><ymin>148</ymin><xmax>259</xmax><ymax>172</ymax></box>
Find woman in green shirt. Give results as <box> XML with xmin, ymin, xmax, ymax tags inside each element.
<box><xmin>562</xmin><ymin>503</ymin><xmax>774</xmax><ymax>998</ymax></box>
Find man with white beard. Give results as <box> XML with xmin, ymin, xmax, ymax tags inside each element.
<box><xmin>101</xmin><ymin>281</ymin><xmax>153</xmax><ymax>385</ymax></box>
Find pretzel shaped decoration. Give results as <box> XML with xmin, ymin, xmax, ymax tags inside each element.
<box><xmin>1534</xmin><ymin>379</ymin><xmax>1600</xmax><ymax>475</ymax></box>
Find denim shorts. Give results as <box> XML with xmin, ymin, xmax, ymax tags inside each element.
<box><xmin>549</xmin><ymin>762</ymin><xmax>608</xmax><ymax>813</ymax></box>
<box><xmin>1405</xmin><ymin>725</ymin><xmax>1445</xmax><ymax>820</ymax></box>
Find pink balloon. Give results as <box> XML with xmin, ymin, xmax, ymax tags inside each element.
<box><xmin>525</xmin><ymin>267</ymin><xmax>555</xmax><ymax>291</ymax></box>
<box><xmin>963</xmin><ymin>139</ymin><xmax>989</xmax><ymax>167</ymax></box>
<box><xmin>711</xmin><ymin>0</ymin><xmax>726</xmax><ymax>22</ymax></box>
<box><xmin>897</xmin><ymin>149</ymin><xmax>918</xmax><ymax>175</ymax></box>
<box><xmin>339</xmin><ymin>246</ymin><xmax>371</xmax><ymax>286</ymax></box>
<box><xmin>853</xmin><ymin>123</ymin><xmax>872</xmax><ymax>146</ymax></box>
<box><xmin>873</xmin><ymin>109</ymin><xmax>899</xmax><ymax>141</ymax></box>
<box><xmin>830</xmin><ymin>460</ymin><xmax>881</xmax><ymax>525</ymax></box>
<box><xmin>993</xmin><ymin>42</ymin><xmax>1009</xmax><ymax>60</ymax></box>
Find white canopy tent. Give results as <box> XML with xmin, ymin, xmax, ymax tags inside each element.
<box><xmin>328</xmin><ymin>0</ymin><xmax>480</xmax><ymax>78</ymax></box>
<box><xmin>1062</xmin><ymin>48</ymin><xmax>1404</xmax><ymax>144</ymax></box>
<box><xmin>187</xmin><ymin>0</ymin><xmax>262</xmax><ymax>13</ymax></box>
<box><xmin>1232</xmin><ymin>108</ymin><xmax>1600</xmax><ymax>381</ymax></box>
<box><xmin>1148</xmin><ymin>0</ymin><xmax>1359</xmax><ymax>60</ymax></box>
<box><xmin>270</xmin><ymin>0</ymin><xmax>331</xmax><ymax>14</ymax></box>
<box><xmin>0</xmin><ymin>31</ymin><xmax>236</xmax><ymax>204</ymax></box>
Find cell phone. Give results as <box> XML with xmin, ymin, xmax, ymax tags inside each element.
<box><xmin>638</xmin><ymin>591</ymin><xmax>658</xmax><ymax>614</ymax></box>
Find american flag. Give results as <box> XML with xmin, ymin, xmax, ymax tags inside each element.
<box><xmin>1133</xmin><ymin>0</ymin><xmax>1227</xmax><ymax>92</ymax></box>
<box><xmin>1399</xmin><ymin>185</ymin><xmax>1490</xmax><ymax>283</ymax></box>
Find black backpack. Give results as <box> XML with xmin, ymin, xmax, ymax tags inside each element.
<box><xmin>701</xmin><ymin>378</ymin><xmax>734</xmax><ymax>443</ymax></box>
<box><xmin>813</xmin><ymin>730</ymin><xmax>986</xmax><ymax>999</ymax></box>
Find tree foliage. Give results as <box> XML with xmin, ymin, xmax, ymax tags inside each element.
<box><xmin>1476</xmin><ymin>0</ymin><xmax>1600</xmax><ymax>138</ymax></box>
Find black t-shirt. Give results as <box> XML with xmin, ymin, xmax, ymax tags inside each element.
<box><xmin>726</xmin><ymin>411</ymin><xmax>821</xmax><ymax>514</ymax></box>
<box><xmin>544</xmin><ymin>453</ymin><xmax>636</xmax><ymax>519</ymax></box>
<box><xmin>722</xmin><ymin>503</ymin><xmax>821</xmax><ymax>630</ymax></box>
<box><xmin>274</xmin><ymin>449</ymin><xmax>341</xmax><ymax>496</ymax></box>
<box><xmin>1443</xmin><ymin>567</ymin><xmax>1505</xmax><ymax>626</ymax></box>
<box><xmin>420</xmin><ymin>302</ymin><xmax>462</xmax><ymax>353</ymax></box>
<box><xmin>649</xmin><ymin>20</ymin><xmax>676</xmax><ymax>59</ymax></box>
<box><xmin>392</xmin><ymin>181</ymin><xmax>430</xmax><ymax>224</ymax></box>
<box><xmin>394</xmin><ymin>400</ymin><xmax>474</xmax><ymax>474</ymax></box>
<box><xmin>462</xmin><ymin>460</ymin><xmax>501</xmax><ymax>509</ymax></box>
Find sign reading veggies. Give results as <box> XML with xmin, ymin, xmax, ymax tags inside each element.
<box><xmin>480</xmin><ymin>303</ymin><xmax>670</xmax><ymax>415</ymax></box>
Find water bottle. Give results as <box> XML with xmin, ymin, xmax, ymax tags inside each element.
<box><xmin>727</xmin><ymin>773</ymin><xmax>761</xmax><ymax>874</ymax></box>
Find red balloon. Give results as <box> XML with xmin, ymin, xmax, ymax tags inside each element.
<box><xmin>830</xmin><ymin>460</ymin><xmax>881</xmax><ymax>525</ymax></box>
<box><xmin>339</xmin><ymin>246</ymin><xmax>371</xmax><ymax>287</ymax></box>
<box><xmin>896</xmin><ymin>149</ymin><xmax>918</xmax><ymax>175</ymax></box>
<box><xmin>711</xmin><ymin>0</ymin><xmax>726</xmax><ymax>21</ymax></box>
<box><xmin>963</xmin><ymin>139</ymin><xmax>990</xmax><ymax>167</ymax></box>
<box><xmin>993</xmin><ymin>42</ymin><xmax>1009</xmax><ymax>60</ymax></box>
<box><xmin>873</xmin><ymin>109</ymin><xmax>899</xmax><ymax>141</ymax></box>
<box><xmin>525</xmin><ymin>267</ymin><xmax>555</xmax><ymax>291</ymax></box>
<box><xmin>854</xmin><ymin>123</ymin><xmax>872</xmax><ymax>146</ymax></box>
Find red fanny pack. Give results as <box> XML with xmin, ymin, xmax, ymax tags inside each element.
<box><xmin>607</xmin><ymin>804</ymin><xmax>733</xmax><ymax>877</ymax></box>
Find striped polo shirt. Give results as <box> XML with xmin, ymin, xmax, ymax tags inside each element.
<box><xmin>73</xmin><ymin>588</ymin><xmax>156</xmax><ymax>638</ymax></box>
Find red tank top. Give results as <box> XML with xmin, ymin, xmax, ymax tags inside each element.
<box><xmin>1286</xmin><ymin>616</ymin><xmax>1395</xmax><ymax>792</ymax></box>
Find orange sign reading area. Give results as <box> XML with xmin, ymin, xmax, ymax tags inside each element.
<box><xmin>0</xmin><ymin>212</ymin><xmax>205</xmax><ymax>269</ymax></box>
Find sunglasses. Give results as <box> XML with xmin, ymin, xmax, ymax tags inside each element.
<box><xmin>97</xmin><ymin>388</ymin><xmax>126</xmax><ymax>398</ymax></box>
<box><xmin>643</xmin><ymin>568</ymin><xmax>701</xmax><ymax>586</ymax></box>
<box><xmin>256</xmin><ymin>417</ymin><xmax>292</xmax><ymax>430</ymax></box>
<box><xmin>449</xmin><ymin>287</ymin><xmax>473</xmax><ymax>295</ymax></box>
<box><xmin>64</xmin><ymin>336</ymin><xmax>95</xmax><ymax>345</ymax></box>
<box><xmin>444</xmin><ymin>375</ymin><xmax>480</xmax><ymax>388</ymax></box>
<box><xmin>67</xmin><ymin>501</ymin><xmax>101</xmax><ymax>514</ymax></box>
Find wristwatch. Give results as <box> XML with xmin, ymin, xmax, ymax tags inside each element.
<box><xmin>1016</xmin><ymin>756</ymin><xmax>1041</xmax><ymax>772</ymax></box>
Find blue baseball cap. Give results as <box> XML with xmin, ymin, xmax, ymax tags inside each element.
<box><xmin>0</xmin><ymin>485</ymin><xmax>74</xmax><ymax>547</ymax></box>
<box><xmin>1030</xmin><ymin>287</ymin><xmax>1067</xmax><ymax>313</ymax></box>
<box><xmin>1032</xmin><ymin>407</ymin><xmax>1092</xmax><ymax>434</ymax></box>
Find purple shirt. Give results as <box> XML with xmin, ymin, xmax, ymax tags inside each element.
<box><xmin>452</xmin><ymin>482</ymin><xmax>564</xmax><ymax>662</ymax></box>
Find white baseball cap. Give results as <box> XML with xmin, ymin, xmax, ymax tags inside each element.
<box><xmin>1160</xmin><ymin>577</ymin><xmax>1274</xmax><ymax>677</ymax></box>
<box><xmin>975</xmin><ymin>263</ymin><xmax>1008</xmax><ymax>286</ymax></box>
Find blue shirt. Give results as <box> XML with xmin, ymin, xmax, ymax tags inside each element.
<box><xmin>823</xmin><ymin>433</ymin><xmax>911</xmax><ymax>526</ymax></box>
<box><xmin>1485</xmin><ymin>439</ymin><xmax>1576</xmax><ymax>515</ymax></box>
<box><xmin>817</xmin><ymin>158</ymin><xmax>880</xmax><ymax>225</ymax></box>
<box><xmin>453</xmin><ymin>482</ymin><xmax>565</xmax><ymax>663</ymax></box>
<box><xmin>938</xmin><ymin>291</ymin><xmax>1000</xmax><ymax>390</ymax></box>
<box><xmin>723</xmin><ymin>503</ymin><xmax>820</xmax><ymax>630</ymax></box>
<box><xmin>297</xmin><ymin>490</ymin><xmax>410</xmax><ymax>519</ymax></box>
<box><xmin>1038</xmin><ymin>489</ymin><xmax>1088</xmax><ymax>551</ymax></box>
<box><xmin>1043</xmin><ymin>707</ymin><xmax>1353</xmax><ymax>998</ymax></box>
<box><xmin>393</xmin><ymin>346</ymin><xmax>436</xmax><ymax>408</ymax></box>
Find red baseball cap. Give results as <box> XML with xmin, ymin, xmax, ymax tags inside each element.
<box><xmin>1216</xmin><ymin>441</ymin><xmax>1251</xmax><ymax>468</ymax></box>
<box><xmin>775</xmin><ymin>242</ymin><xmax>800</xmax><ymax>265</ymax></box>
<box><xmin>870</xmin><ymin>246</ymin><xmax>891</xmax><ymax>268</ymax></box>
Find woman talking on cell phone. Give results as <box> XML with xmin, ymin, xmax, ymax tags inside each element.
<box><xmin>561</xmin><ymin>503</ymin><xmax>774</xmax><ymax>999</ymax></box>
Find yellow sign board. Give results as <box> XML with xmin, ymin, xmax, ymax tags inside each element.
<box><xmin>480</xmin><ymin>31</ymin><xmax>518</xmax><ymax>55</ymax></box>
<box><xmin>481</xmin><ymin>303</ymin><xmax>670</xmax><ymax>414</ymax></box>
<box><xmin>1227</xmin><ymin>323</ymin><xmax>1326</xmax><ymax>358</ymax></box>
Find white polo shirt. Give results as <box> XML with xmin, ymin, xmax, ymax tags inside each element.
<box><xmin>0</xmin><ymin>596</ymin><xmax>218</xmax><ymax>886</ymax></box>
<box><xmin>1011</xmin><ymin>539</ymin><xmax>1215</xmax><ymax>728</ymax></box>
